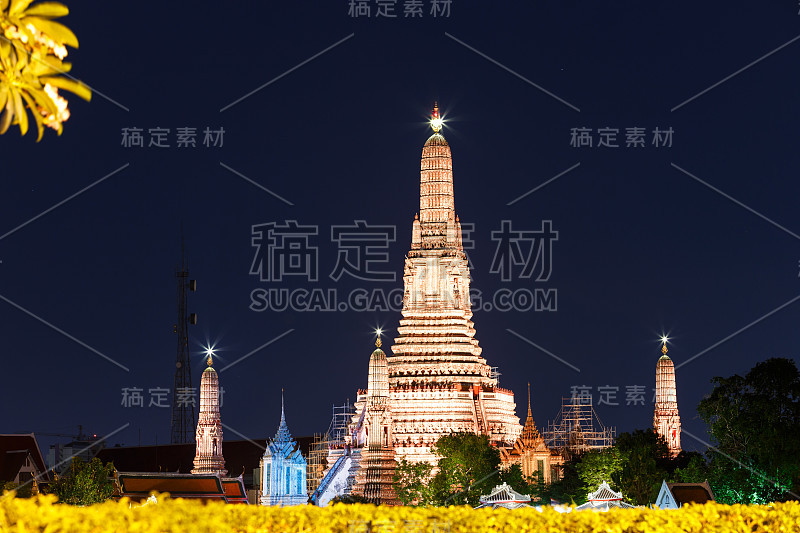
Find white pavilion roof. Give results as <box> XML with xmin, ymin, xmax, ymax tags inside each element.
<box><xmin>574</xmin><ymin>481</ymin><xmax>638</xmax><ymax>511</ymax></box>
<box><xmin>475</xmin><ymin>483</ymin><xmax>531</xmax><ymax>508</ymax></box>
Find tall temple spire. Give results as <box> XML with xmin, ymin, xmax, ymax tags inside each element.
<box><xmin>415</xmin><ymin>102</ymin><xmax>458</xmax><ymax>239</ymax></box>
<box><xmin>654</xmin><ymin>336</ymin><xmax>681</xmax><ymax>457</ymax></box>
<box><xmin>192</xmin><ymin>353</ymin><xmax>227</xmax><ymax>475</ymax></box>
<box><xmin>387</xmin><ymin>102</ymin><xmax>522</xmax><ymax>464</ymax></box>
<box><xmin>352</xmin><ymin>337</ymin><xmax>398</xmax><ymax>505</ymax></box>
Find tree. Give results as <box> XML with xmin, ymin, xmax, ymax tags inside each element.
<box><xmin>48</xmin><ymin>457</ymin><xmax>115</xmax><ymax>505</ymax></box>
<box><xmin>0</xmin><ymin>0</ymin><xmax>91</xmax><ymax>140</ymax></box>
<box><xmin>393</xmin><ymin>433</ymin><xmax>505</xmax><ymax>506</ymax></box>
<box><xmin>430</xmin><ymin>432</ymin><xmax>502</xmax><ymax>506</ymax></box>
<box><xmin>498</xmin><ymin>463</ymin><xmax>543</xmax><ymax>502</ymax></box>
<box><xmin>577</xmin><ymin>447</ymin><xmax>624</xmax><ymax>494</ymax></box>
<box><xmin>672</xmin><ymin>452</ymin><xmax>709</xmax><ymax>483</ymax></box>
<box><xmin>697</xmin><ymin>358</ymin><xmax>800</xmax><ymax>503</ymax></box>
<box><xmin>615</xmin><ymin>429</ymin><xmax>670</xmax><ymax>505</ymax></box>
<box><xmin>545</xmin><ymin>454</ymin><xmax>586</xmax><ymax>505</ymax></box>
<box><xmin>392</xmin><ymin>458</ymin><xmax>434</xmax><ymax>506</ymax></box>
<box><xmin>2</xmin><ymin>480</ymin><xmax>32</xmax><ymax>498</ymax></box>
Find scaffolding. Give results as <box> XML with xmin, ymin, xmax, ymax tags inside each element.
<box><xmin>307</xmin><ymin>433</ymin><xmax>328</xmax><ymax>496</ymax></box>
<box><xmin>307</xmin><ymin>401</ymin><xmax>355</xmax><ymax>495</ymax></box>
<box><xmin>543</xmin><ymin>397</ymin><xmax>615</xmax><ymax>458</ymax></box>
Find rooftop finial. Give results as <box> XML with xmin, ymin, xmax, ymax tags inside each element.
<box><xmin>527</xmin><ymin>382</ymin><xmax>532</xmax><ymax>416</ymax></box>
<box><xmin>660</xmin><ymin>335</ymin><xmax>669</xmax><ymax>356</ymax></box>
<box><xmin>375</xmin><ymin>328</ymin><xmax>382</xmax><ymax>348</ymax></box>
<box><xmin>430</xmin><ymin>102</ymin><xmax>442</xmax><ymax>133</ymax></box>
<box><xmin>281</xmin><ymin>388</ymin><xmax>285</xmax><ymax>421</ymax></box>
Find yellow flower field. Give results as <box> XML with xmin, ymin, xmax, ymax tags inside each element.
<box><xmin>1</xmin><ymin>493</ymin><xmax>799</xmax><ymax>533</ymax></box>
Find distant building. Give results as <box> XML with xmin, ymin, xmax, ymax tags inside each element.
<box><xmin>259</xmin><ymin>395</ymin><xmax>308</xmax><ymax>506</ymax></box>
<box><xmin>0</xmin><ymin>434</ymin><xmax>50</xmax><ymax>491</ymax></box>
<box><xmin>653</xmin><ymin>341</ymin><xmax>681</xmax><ymax>456</ymax></box>
<box><xmin>655</xmin><ymin>480</ymin><xmax>715</xmax><ymax>509</ymax></box>
<box><xmin>46</xmin><ymin>432</ymin><xmax>105</xmax><ymax>474</ymax></box>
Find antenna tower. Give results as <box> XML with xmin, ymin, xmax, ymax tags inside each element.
<box><xmin>170</xmin><ymin>237</ymin><xmax>197</xmax><ymax>443</ymax></box>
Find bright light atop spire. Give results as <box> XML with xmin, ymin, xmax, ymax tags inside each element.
<box><xmin>660</xmin><ymin>335</ymin><xmax>669</xmax><ymax>356</ymax></box>
<box><xmin>203</xmin><ymin>344</ymin><xmax>216</xmax><ymax>366</ymax></box>
<box><xmin>430</xmin><ymin>103</ymin><xmax>443</xmax><ymax>133</ymax></box>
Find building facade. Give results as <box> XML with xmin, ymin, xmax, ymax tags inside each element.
<box><xmin>653</xmin><ymin>341</ymin><xmax>681</xmax><ymax>456</ymax></box>
<box><xmin>192</xmin><ymin>355</ymin><xmax>227</xmax><ymax>475</ymax></box>
<box><xmin>260</xmin><ymin>396</ymin><xmax>308</xmax><ymax>506</ymax></box>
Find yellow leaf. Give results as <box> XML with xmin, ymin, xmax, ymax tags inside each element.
<box><xmin>40</xmin><ymin>75</ymin><xmax>90</xmax><ymax>101</ymax></box>
<box><xmin>28</xmin><ymin>84</ymin><xmax>57</xmax><ymax>115</ymax></box>
<box><xmin>0</xmin><ymin>98</ymin><xmax>12</xmax><ymax>134</ymax></box>
<box><xmin>12</xmin><ymin>88</ymin><xmax>27</xmax><ymax>135</ymax></box>
<box><xmin>19</xmin><ymin>90</ymin><xmax>44</xmax><ymax>141</ymax></box>
<box><xmin>23</xmin><ymin>1</ymin><xmax>69</xmax><ymax>18</ymax></box>
<box><xmin>22</xmin><ymin>16</ymin><xmax>79</xmax><ymax>48</ymax></box>
<box><xmin>9</xmin><ymin>0</ymin><xmax>34</xmax><ymax>16</ymax></box>
<box><xmin>29</xmin><ymin>55</ymin><xmax>71</xmax><ymax>77</ymax></box>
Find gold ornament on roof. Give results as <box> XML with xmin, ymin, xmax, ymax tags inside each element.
<box><xmin>430</xmin><ymin>103</ymin><xmax>443</xmax><ymax>133</ymax></box>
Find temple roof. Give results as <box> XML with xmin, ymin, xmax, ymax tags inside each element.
<box><xmin>520</xmin><ymin>382</ymin><xmax>541</xmax><ymax>442</ymax></box>
<box><xmin>265</xmin><ymin>392</ymin><xmax>303</xmax><ymax>461</ymax></box>
<box><xmin>587</xmin><ymin>481</ymin><xmax>623</xmax><ymax>502</ymax></box>
<box><xmin>0</xmin><ymin>434</ymin><xmax>49</xmax><ymax>481</ymax></box>
<box><xmin>477</xmin><ymin>482</ymin><xmax>531</xmax><ymax>507</ymax></box>
<box><xmin>666</xmin><ymin>481</ymin><xmax>715</xmax><ymax>504</ymax></box>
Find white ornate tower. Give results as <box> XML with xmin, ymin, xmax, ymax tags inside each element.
<box><xmin>352</xmin><ymin>334</ymin><xmax>398</xmax><ymax>504</ymax></box>
<box><xmin>654</xmin><ymin>339</ymin><xmax>681</xmax><ymax>457</ymax></box>
<box><xmin>192</xmin><ymin>354</ymin><xmax>227</xmax><ymax>475</ymax></box>
<box><xmin>388</xmin><ymin>104</ymin><xmax>521</xmax><ymax>464</ymax></box>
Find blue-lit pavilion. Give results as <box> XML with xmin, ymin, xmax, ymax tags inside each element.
<box><xmin>259</xmin><ymin>394</ymin><xmax>308</xmax><ymax>506</ymax></box>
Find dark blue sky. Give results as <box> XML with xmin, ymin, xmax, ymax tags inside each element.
<box><xmin>2</xmin><ymin>1</ymin><xmax>799</xmax><ymax>456</ymax></box>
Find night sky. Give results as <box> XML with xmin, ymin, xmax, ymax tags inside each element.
<box><xmin>3</xmin><ymin>1</ymin><xmax>800</xmax><ymax>458</ymax></box>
